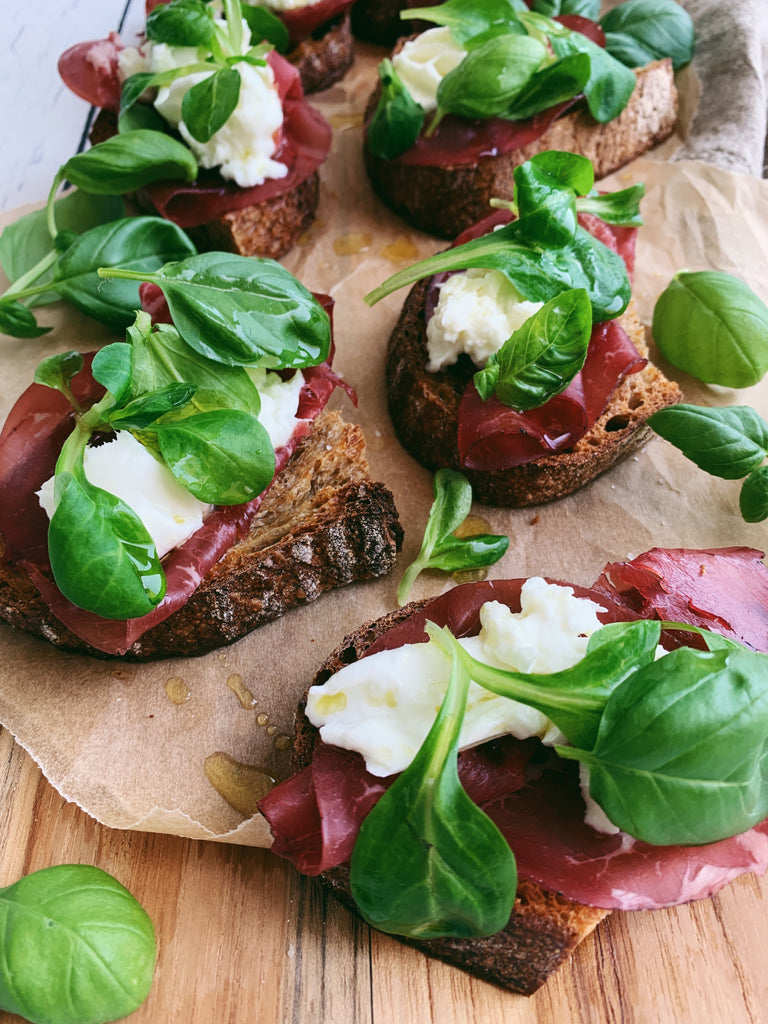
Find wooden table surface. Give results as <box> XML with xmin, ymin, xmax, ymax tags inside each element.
<box><xmin>2</xmin><ymin>2</ymin><xmax>768</xmax><ymax>1022</ymax></box>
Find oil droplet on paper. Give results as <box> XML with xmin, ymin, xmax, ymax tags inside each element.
<box><xmin>226</xmin><ymin>673</ymin><xmax>256</xmax><ymax>709</ymax></box>
<box><xmin>380</xmin><ymin>235</ymin><xmax>419</xmax><ymax>264</ymax></box>
<box><xmin>204</xmin><ymin>752</ymin><xmax>276</xmax><ymax>817</ymax></box>
<box><xmin>452</xmin><ymin>514</ymin><xmax>495</xmax><ymax>584</ymax></box>
<box><xmin>273</xmin><ymin>734</ymin><xmax>292</xmax><ymax>751</ymax></box>
<box><xmin>333</xmin><ymin>232</ymin><xmax>372</xmax><ymax>257</ymax></box>
<box><xmin>164</xmin><ymin>676</ymin><xmax>190</xmax><ymax>705</ymax></box>
<box><xmin>256</xmin><ymin>712</ymin><xmax>270</xmax><ymax>727</ymax></box>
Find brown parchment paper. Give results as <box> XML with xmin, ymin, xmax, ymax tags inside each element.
<box><xmin>0</xmin><ymin>44</ymin><xmax>765</xmax><ymax>847</ymax></box>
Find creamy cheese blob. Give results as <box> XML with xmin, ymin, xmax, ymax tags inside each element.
<box><xmin>390</xmin><ymin>26</ymin><xmax>467</xmax><ymax>113</ymax></box>
<box><xmin>306</xmin><ymin>578</ymin><xmax>606</xmax><ymax>778</ymax></box>
<box><xmin>37</xmin><ymin>431</ymin><xmax>211</xmax><ymax>559</ymax></box>
<box><xmin>117</xmin><ymin>28</ymin><xmax>287</xmax><ymax>188</ymax></box>
<box><xmin>248</xmin><ymin>368</ymin><xmax>305</xmax><ymax>449</ymax></box>
<box><xmin>426</xmin><ymin>268</ymin><xmax>544</xmax><ymax>371</ymax></box>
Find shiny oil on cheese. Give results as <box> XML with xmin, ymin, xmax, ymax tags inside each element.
<box><xmin>390</xmin><ymin>26</ymin><xmax>467</xmax><ymax>113</ymax></box>
<box><xmin>426</xmin><ymin>268</ymin><xmax>544</xmax><ymax>371</ymax></box>
<box><xmin>305</xmin><ymin>578</ymin><xmax>606</xmax><ymax>777</ymax></box>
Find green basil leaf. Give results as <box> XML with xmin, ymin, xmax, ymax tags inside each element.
<box><xmin>118</xmin><ymin>98</ymin><xmax>170</xmax><ymax>135</ymax></box>
<box><xmin>154</xmin><ymin>409</ymin><xmax>275</xmax><ymax>503</ymax></box>
<box><xmin>406</xmin><ymin>0</ymin><xmax>524</xmax><ymax>44</ymax></box>
<box><xmin>146</xmin><ymin>0</ymin><xmax>216</xmax><ymax>46</ymax></box>
<box><xmin>0</xmin><ymin>191</ymin><xmax>124</xmax><ymax>306</ymax></box>
<box><xmin>49</xmin><ymin>470</ymin><xmax>165</xmax><ymax>619</ymax></box>
<box><xmin>92</xmin><ymin>343</ymin><xmax>133</xmax><ymax>404</ymax></box>
<box><xmin>108</xmin><ymin>383</ymin><xmax>198</xmax><ymax>430</ymax></box>
<box><xmin>181</xmin><ymin>67</ymin><xmax>241</xmax><ymax>144</ymax></box>
<box><xmin>531</xmin><ymin>0</ymin><xmax>600</xmax><ymax>15</ymax></box>
<box><xmin>61</xmin><ymin>130</ymin><xmax>198</xmax><ymax>194</ymax></box>
<box><xmin>242</xmin><ymin>4</ymin><xmax>290</xmax><ymax>52</ymax></box>
<box><xmin>480</xmin><ymin>288</ymin><xmax>592</xmax><ymax>410</ymax></box>
<box><xmin>367</xmin><ymin>59</ymin><xmax>425</xmax><ymax>161</ymax></box>
<box><xmin>576</xmin><ymin>183</ymin><xmax>644</xmax><ymax>226</ymax></box>
<box><xmin>648</xmin><ymin>404</ymin><xmax>768</xmax><ymax>480</ymax></box>
<box><xmin>562</xmin><ymin>646</ymin><xmax>768</xmax><ymax>845</ymax></box>
<box><xmin>397</xmin><ymin>469</ymin><xmax>507</xmax><ymax>604</ymax></box>
<box><xmin>34</xmin><ymin>351</ymin><xmax>84</xmax><ymax>398</ymax></box>
<box><xmin>740</xmin><ymin>465</ymin><xmax>768</xmax><ymax>523</ymax></box>
<box><xmin>600</xmin><ymin>0</ymin><xmax>695</xmax><ymax>71</ymax></box>
<box><xmin>350</xmin><ymin>643</ymin><xmax>517</xmax><ymax>938</ymax></box>
<box><xmin>527</xmin><ymin>150</ymin><xmax>595</xmax><ymax>196</ymax></box>
<box><xmin>548</xmin><ymin>22</ymin><xmax>637</xmax><ymax>122</ymax></box>
<box><xmin>53</xmin><ymin>217</ymin><xmax>197</xmax><ymax>329</ymax></box>
<box><xmin>504</xmin><ymin>51</ymin><xmax>590</xmax><ymax>120</ymax></box>
<box><xmin>652</xmin><ymin>271</ymin><xmax>768</xmax><ymax>388</ymax></box>
<box><xmin>0</xmin><ymin>300</ymin><xmax>50</xmax><ymax>338</ymax></box>
<box><xmin>54</xmin><ymin>230</ymin><xmax>79</xmax><ymax>254</ymax></box>
<box><xmin>433</xmin><ymin>34</ymin><xmax>547</xmax><ymax>125</ymax></box>
<box><xmin>112</xmin><ymin>253</ymin><xmax>331</xmax><ymax>368</ymax></box>
<box><xmin>0</xmin><ymin>864</ymin><xmax>155</xmax><ymax>1024</ymax></box>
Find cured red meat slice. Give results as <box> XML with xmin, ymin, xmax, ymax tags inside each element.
<box><xmin>58</xmin><ymin>33</ymin><xmax>124</xmax><ymax>111</ymax></box>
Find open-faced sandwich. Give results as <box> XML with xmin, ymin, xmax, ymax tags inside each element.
<box><xmin>0</xmin><ymin>254</ymin><xmax>402</xmax><ymax>659</ymax></box>
<box><xmin>58</xmin><ymin>0</ymin><xmax>332</xmax><ymax>259</ymax></box>
<box><xmin>363</xmin><ymin>0</ymin><xmax>693</xmax><ymax>237</ymax></box>
<box><xmin>260</xmin><ymin>545</ymin><xmax>768</xmax><ymax>994</ymax></box>
<box><xmin>366</xmin><ymin>150</ymin><xmax>681</xmax><ymax>506</ymax></box>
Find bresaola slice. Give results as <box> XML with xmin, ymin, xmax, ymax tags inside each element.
<box><xmin>260</xmin><ymin>548</ymin><xmax>768</xmax><ymax>911</ymax></box>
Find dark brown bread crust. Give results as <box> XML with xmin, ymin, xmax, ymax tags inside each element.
<box><xmin>90</xmin><ymin>110</ymin><xmax>320</xmax><ymax>260</ymax></box>
<box><xmin>291</xmin><ymin>604</ymin><xmax>608</xmax><ymax>995</ymax></box>
<box><xmin>351</xmin><ymin>0</ymin><xmax>408</xmax><ymax>45</ymax></box>
<box><xmin>364</xmin><ymin>59</ymin><xmax>678</xmax><ymax>238</ymax></box>
<box><xmin>385</xmin><ymin>278</ymin><xmax>682</xmax><ymax>507</ymax></box>
<box><xmin>288</xmin><ymin>11</ymin><xmax>354</xmax><ymax>93</ymax></box>
<box><xmin>0</xmin><ymin>411</ymin><xmax>404</xmax><ymax>660</ymax></box>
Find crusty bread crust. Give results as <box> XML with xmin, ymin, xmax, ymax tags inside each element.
<box><xmin>289</xmin><ymin>11</ymin><xmax>354</xmax><ymax>93</ymax></box>
<box><xmin>0</xmin><ymin>411</ymin><xmax>403</xmax><ymax>660</ymax></box>
<box><xmin>291</xmin><ymin>604</ymin><xmax>608</xmax><ymax>995</ymax></box>
<box><xmin>385</xmin><ymin>279</ymin><xmax>682</xmax><ymax>506</ymax></box>
<box><xmin>351</xmin><ymin>0</ymin><xmax>408</xmax><ymax>45</ymax></box>
<box><xmin>364</xmin><ymin>59</ymin><xmax>678</xmax><ymax>238</ymax></box>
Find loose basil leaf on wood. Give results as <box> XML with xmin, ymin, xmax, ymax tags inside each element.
<box><xmin>406</xmin><ymin>0</ymin><xmax>525</xmax><ymax>44</ymax></box>
<box><xmin>430</xmin><ymin>618</ymin><xmax>662</xmax><ymax>750</ymax></box>
<box><xmin>475</xmin><ymin>288</ymin><xmax>592</xmax><ymax>410</ymax></box>
<box><xmin>653</xmin><ymin>271</ymin><xmax>768</xmax><ymax>388</ymax></box>
<box><xmin>49</xmin><ymin>470</ymin><xmax>165</xmax><ymax>620</ymax></box>
<box><xmin>431</xmin><ymin>34</ymin><xmax>547</xmax><ymax>129</ymax></box>
<box><xmin>0</xmin><ymin>300</ymin><xmax>50</xmax><ymax>338</ymax></box>
<box><xmin>504</xmin><ymin>51</ymin><xmax>590</xmax><ymax>121</ymax></box>
<box><xmin>648</xmin><ymin>404</ymin><xmax>768</xmax><ymax>481</ymax></box>
<box><xmin>52</xmin><ymin>217</ymin><xmax>197</xmax><ymax>329</ymax></box>
<box><xmin>397</xmin><ymin>469</ymin><xmax>508</xmax><ymax>605</ymax></box>
<box><xmin>101</xmin><ymin>254</ymin><xmax>332</xmax><ymax>368</ymax></box>
<box><xmin>154</xmin><ymin>409</ymin><xmax>275</xmax><ymax>504</ymax></box>
<box><xmin>182</xmin><ymin>67</ymin><xmax>242</xmax><ymax>143</ymax></box>
<box><xmin>350</xmin><ymin>642</ymin><xmax>517</xmax><ymax>939</ymax></box>
<box><xmin>600</xmin><ymin>0</ymin><xmax>695</xmax><ymax>71</ymax></box>
<box><xmin>146</xmin><ymin>0</ymin><xmax>215</xmax><ymax>47</ymax></box>
<box><xmin>0</xmin><ymin>864</ymin><xmax>156</xmax><ymax>1024</ymax></box>
<box><xmin>242</xmin><ymin>4</ymin><xmax>290</xmax><ymax>51</ymax></box>
<box><xmin>92</xmin><ymin>343</ymin><xmax>133</xmax><ymax>404</ymax></box>
<box><xmin>367</xmin><ymin>59</ymin><xmax>425</xmax><ymax>161</ymax></box>
<box><xmin>559</xmin><ymin>645</ymin><xmax>768</xmax><ymax>845</ymax></box>
<box><xmin>0</xmin><ymin>191</ymin><xmax>123</xmax><ymax>306</ymax></box>
<box><xmin>34</xmin><ymin>350</ymin><xmax>84</xmax><ymax>400</ymax></box>
<box><xmin>741</xmin><ymin>465</ymin><xmax>768</xmax><ymax>522</ymax></box>
<box><xmin>108</xmin><ymin>383</ymin><xmax>198</xmax><ymax>431</ymax></box>
<box><xmin>60</xmin><ymin>130</ymin><xmax>198</xmax><ymax>194</ymax></box>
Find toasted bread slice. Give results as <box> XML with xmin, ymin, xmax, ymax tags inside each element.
<box><xmin>386</xmin><ymin>280</ymin><xmax>682</xmax><ymax>506</ymax></box>
<box><xmin>289</xmin><ymin>10</ymin><xmax>354</xmax><ymax>93</ymax></box>
<box><xmin>290</xmin><ymin>606</ymin><xmax>609</xmax><ymax>995</ymax></box>
<box><xmin>351</xmin><ymin>0</ymin><xmax>408</xmax><ymax>45</ymax></box>
<box><xmin>364</xmin><ymin>59</ymin><xmax>678</xmax><ymax>238</ymax></box>
<box><xmin>0</xmin><ymin>411</ymin><xmax>403</xmax><ymax>660</ymax></box>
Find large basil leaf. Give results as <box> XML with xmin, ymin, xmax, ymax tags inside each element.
<box><xmin>125</xmin><ymin>254</ymin><xmax>332</xmax><ymax>368</ymax></box>
<box><xmin>0</xmin><ymin>191</ymin><xmax>123</xmax><ymax>305</ymax></box>
<box><xmin>154</xmin><ymin>409</ymin><xmax>275</xmax><ymax>504</ymax></box>
<box><xmin>52</xmin><ymin>217</ymin><xmax>197</xmax><ymax>329</ymax></box>
<box><xmin>350</xmin><ymin>643</ymin><xmax>517</xmax><ymax>938</ymax></box>
<box><xmin>563</xmin><ymin>646</ymin><xmax>768</xmax><ymax>845</ymax></box>
<box><xmin>0</xmin><ymin>865</ymin><xmax>155</xmax><ymax>1024</ymax></box>
<box><xmin>548</xmin><ymin>21</ymin><xmax>637</xmax><ymax>122</ymax></box>
<box><xmin>367</xmin><ymin>59</ymin><xmax>425</xmax><ymax>161</ymax></box>
<box><xmin>504</xmin><ymin>51</ymin><xmax>590</xmax><ymax>121</ymax></box>
<box><xmin>61</xmin><ymin>130</ymin><xmax>198</xmax><ymax>194</ymax></box>
<box><xmin>476</xmin><ymin>288</ymin><xmax>592</xmax><ymax>409</ymax></box>
<box><xmin>600</xmin><ymin>0</ymin><xmax>695</xmax><ymax>71</ymax></box>
<box><xmin>48</xmin><ymin>470</ymin><xmax>166</xmax><ymax>620</ymax></box>
<box><xmin>652</xmin><ymin>271</ymin><xmax>768</xmax><ymax>388</ymax></box>
<box><xmin>648</xmin><ymin>404</ymin><xmax>768</xmax><ymax>480</ymax></box>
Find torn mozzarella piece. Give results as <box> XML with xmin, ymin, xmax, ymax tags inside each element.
<box><xmin>391</xmin><ymin>26</ymin><xmax>467</xmax><ymax>113</ymax></box>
